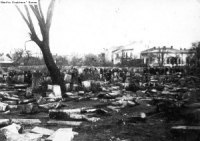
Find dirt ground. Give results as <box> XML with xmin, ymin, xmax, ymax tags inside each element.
<box><xmin>0</xmin><ymin>98</ymin><xmax>183</xmax><ymax>141</ymax></box>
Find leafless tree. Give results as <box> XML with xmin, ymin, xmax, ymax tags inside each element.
<box><xmin>16</xmin><ymin>0</ymin><xmax>66</xmax><ymax>96</ymax></box>
<box><xmin>11</xmin><ymin>48</ymin><xmax>24</xmax><ymax>64</ymax></box>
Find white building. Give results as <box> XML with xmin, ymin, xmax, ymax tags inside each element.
<box><xmin>140</xmin><ymin>46</ymin><xmax>192</xmax><ymax>67</ymax></box>
<box><xmin>112</xmin><ymin>46</ymin><xmax>134</xmax><ymax>65</ymax></box>
<box><xmin>111</xmin><ymin>41</ymin><xmax>146</xmax><ymax>65</ymax></box>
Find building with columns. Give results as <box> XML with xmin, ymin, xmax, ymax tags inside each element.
<box><xmin>140</xmin><ymin>46</ymin><xmax>192</xmax><ymax>67</ymax></box>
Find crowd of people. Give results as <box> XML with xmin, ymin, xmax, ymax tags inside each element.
<box><xmin>0</xmin><ymin>66</ymin><xmax>187</xmax><ymax>91</ymax></box>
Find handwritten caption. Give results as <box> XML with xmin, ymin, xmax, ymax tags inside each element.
<box><xmin>0</xmin><ymin>0</ymin><xmax>38</xmax><ymax>4</ymax></box>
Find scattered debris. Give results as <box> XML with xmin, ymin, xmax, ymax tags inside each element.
<box><xmin>0</xmin><ymin>67</ymin><xmax>199</xmax><ymax>140</ymax></box>
<box><xmin>46</xmin><ymin>128</ymin><xmax>78</xmax><ymax>141</ymax></box>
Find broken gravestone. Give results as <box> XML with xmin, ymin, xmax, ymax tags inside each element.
<box><xmin>46</xmin><ymin>128</ymin><xmax>78</xmax><ymax>141</ymax></box>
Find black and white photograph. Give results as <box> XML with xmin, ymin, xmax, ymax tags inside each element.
<box><xmin>0</xmin><ymin>0</ymin><xmax>199</xmax><ymax>140</ymax></box>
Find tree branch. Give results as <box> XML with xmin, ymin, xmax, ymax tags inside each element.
<box><xmin>24</xmin><ymin>5</ymin><xmax>35</xmax><ymax>33</ymax></box>
<box><xmin>46</xmin><ymin>0</ymin><xmax>56</xmax><ymax>32</ymax></box>
<box><xmin>24</xmin><ymin>5</ymin><xmax>42</xmax><ymax>47</ymax></box>
<box><xmin>15</xmin><ymin>5</ymin><xmax>30</xmax><ymax>27</ymax></box>
<box><xmin>29</xmin><ymin>5</ymin><xmax>46</xmax><ymax>37</ymax></box>
<box><xmin>38</xmin><ymin>0</ymin><xmax>45</xmax><ymax>24</ymax></box>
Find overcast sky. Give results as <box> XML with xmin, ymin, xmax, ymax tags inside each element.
<box><xmin>0</xmin><ymin>0</ymin><xmax>200</xmax><ymax>56</ymax></box>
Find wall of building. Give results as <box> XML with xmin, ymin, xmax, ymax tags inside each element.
<box><xmin>140</xmin><ymin>47</ymin><xmax>191</xmax><ymax>67</ymax></box>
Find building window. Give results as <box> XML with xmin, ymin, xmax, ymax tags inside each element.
<box><xmin>122</xmin><ymin>52</ymin><xmax>125</xmax><ymax>58</ymax></box>
<box><xmin>116</xmin><ymin>53</ymin><xmax>119</xmax><ymax>59</ymax></box>
<box><xmin>167</xmin><ymin>58</ymin><xmax>170</xmax><ymax>64</ymax></box>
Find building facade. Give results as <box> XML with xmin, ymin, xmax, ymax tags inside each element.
<box><xmin>112</xmin><ymin>46</ymin><xmax>134</xmax><ymax>65</ymax></box>
<box><xmin>140</xmin><ymin>46</ymin><xmax>192</xmax><ymax>67</ymax></box>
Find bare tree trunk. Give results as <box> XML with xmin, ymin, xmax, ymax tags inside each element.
<box><xmin>40</xmin><ymin>42</ymin><xmax>66</xmax><ymax>97</ymax></box>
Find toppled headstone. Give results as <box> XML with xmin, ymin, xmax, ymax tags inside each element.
<box><xmin>65</xmin><ymin>92</ymin><xmax>79</xmax><ymax>99</ymax></box>
<box><xmin>98</xmin><ymin>93</ymin><xmax>114</xmax><ymax>99</ymax></box>
<box><xmin>19</xmin><ymin>103</ymin><xmax>39</xmax><ymax>114</ymax></box>
<box><xmin>3</xmin><ymin>110</ymin><xmax>10</xmax><ymax>114</ymax></box>
<box><xmin>14</xmin><ymin>84</ymin><xmax>28</xmax><ymax>89</ymax></box>
<box><xmin>21</xmin><ymin>132</ymin><xmax>43</xmax><ymax>141</ymax></box>
<box><xmin>0</xmin><ymin>92</ymin><xmax>20</xmax><ymax>101</ymax></box>
<box><xmin>111</xmin><ymin>86</ymin><xmax>120</xmax><ymax>90</ymax></box>
<box><xmin>136</xmin><ymin>90</ymin><xmax>145</xmax><ymax>97</ymax></box>
<box><xmin>4</xmin><ymin>132</ymin><xmax>43</xmax><ymax>141</ymax></box>
<box><xmin>82</xmin><ymin>108</ymin><xmax>109</xmax><ymax>116</ymax></box>
<box><xmin>0</xmin><ymin>102</ymin><xmax>8</xmax><ymax>112</ymax></box>
<box><xmin>2</xmin><ymin>91</ymin><xmax>18</xmax><ymax>95</ymax></box>
<box><xmin>49</xmin><ymin>108</ymin><xmax>83</xmax><ymax>119</ymax></box>
<box><xmin>69</xmin><ymin>114</ymin><xmax>87</xmax><ymax>121</ymax></box>
<box><xmin>0</xmin><ymin>92</ymin><xmax>9</xmax><ymax>99</ymax></box>
<box><xmin>171</xmin><ymin>126</ymin><xmax>200</xmax><ymax>130</ymax></box>
<box><xmin>135</xmin><ymin>98</ymin><xmax>153</xmax><ymax>106</ymax></box>
<box><xmin>127</xmin><ymin>112</ymin><xmax>146</xmax><ymax>123</ymax></box>
<box><xmin>31</xmin><ymin>126</ymin><xmax>54</xmax><ymax>136</ymax></box>
<box><xmin>39</xmin><ymin>102</ymin><xmax>62</xmax><ymax>110</ymax></box>
<box><xmin>109</xmin><ymin>90</ymin><xmax>121</xmax><ymax>97</ymax></box>
<box><xmin>19</xmin><ymin>98</ymin><xmax>36</xmax><ymax>104</ymax></box>
<box><xmin>107</xmin><ymin>106</ymin><xmax>120</xmax><ymax>112</ymax></box>
<box><xmin>0</xmin><ymin>123</ymin><xmax>22</xmax><ymax>139</ymax></box>
<box><xmin>46</xmin><ymin>128</ymin><xmax>78</xmax><ymax>141</ymax></box>
<box><xmin>36</xmin><ymin>96</ymin><xmax>47</xmax><ymax>105</ymax></box>
<box><xmin>151</xmin><ymin>89</ymin><xmax>157</xmax><ymax>93</ymax></box>
<box><xmin>47</xmin><ymin>120</ymin><xmax>82</xmax><ymax>126</ymax></box>
<box><xmin>116</xmin><ymin>95</ymin><xmax>134</xmax><ymax>101</ymax></box>
<box><xmin>8</xmin><ymin>105</ymin><xmax>18</xmax><ymax>111</ymax></box>
<box><xmin>2</xmin><ymin>100</ymin><xmax>18</xmax><ymax>105</ymax></box>
<box><xmin>127</xmin><ymin>101</ymin><xmax>136</xmax><ymax>107</ymax></box>
<box><xmin>85</xmin><ymin>117</ymin><xmax>100</xmax><ymax>122</ymax></box>
<box><xmin>12</xmin><ymin>119</ymin><xmax>42</xmax><ymax>125</ymax></box>
<box><xmin>78</xmin><ymin>91</ymin><xmax>85</xmax><ymax>95</ymax></box>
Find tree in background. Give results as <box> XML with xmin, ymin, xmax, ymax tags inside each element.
<box><xmin>10</xmin><ymin>49</ymin><xmax>45</xmax><ymax>66</ymax></box>
<box><xmin>16</xmin><ymin>0</ymin><xmax>66</xmax><ymax>96</ymax></box>
<box><xmin>84</xmin><ymin>54</ymin><xmax>98</xmax><ymax>66</ymax></box>
<box><xmin>98</xmin><ymin>53</ymin><xmax>113</xmax><ymax>67</ymax></box>
<box><xmin>190</xmin><ymin>42</ymin><xmax>200</xmax><ymax>67</ymax></box>
<box><xmin>55</xmin><ymin>55</ymin><xmax>69</xmax><ymax>66</ymax></box>
<box><xmin>70</xmin><ymin>56</ymin><xmax>83</xmax><ymax>66</ymax></box>
<box><xmin>11</xmin><ymin>49</ymin><xmax>24</xmax><ymax>65</ymax></box>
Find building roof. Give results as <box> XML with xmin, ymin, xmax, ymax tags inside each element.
<box><xmin>141</xmin><ymin>46</ymin><xmax>191</xmax><ymax>55</ymax></box>
<box><xmin>112</xmin><ymin>45</ymin><xmax>134</xmax><ymax>53</ymax></box>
